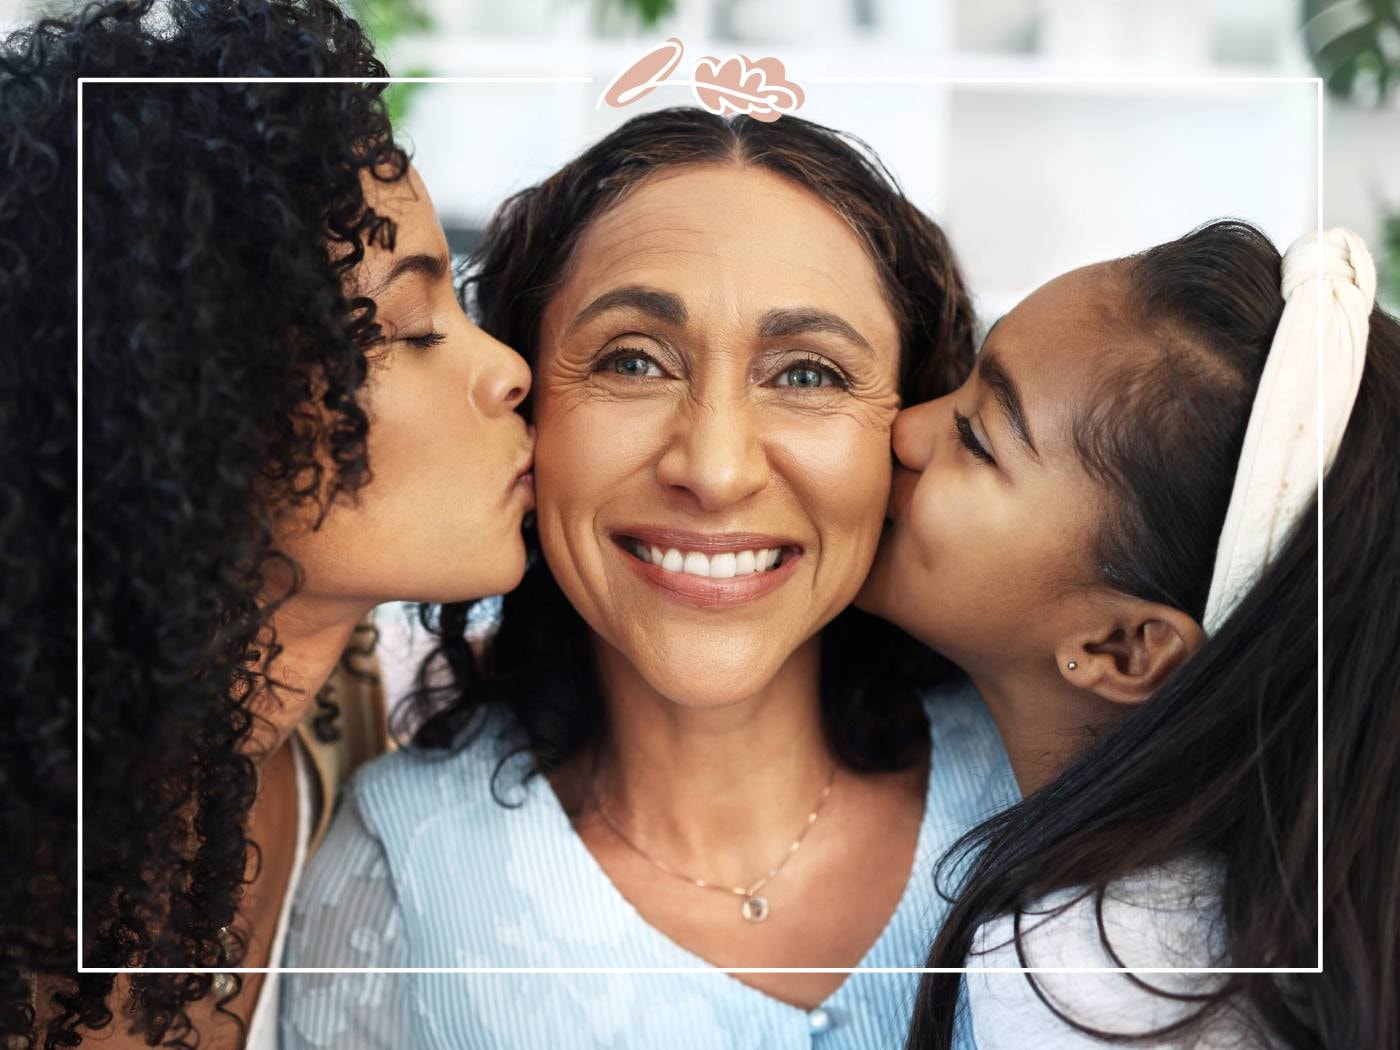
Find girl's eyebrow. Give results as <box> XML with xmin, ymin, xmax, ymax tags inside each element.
<box><xmin>368</xmin><ymin>251</ymin><xmax>449</xmax><ymax>298</ymax></box>
<box><xmin>977</xmin><ymin>349</ymin><xmax>1038</xmax><ymax>459</ymax></box>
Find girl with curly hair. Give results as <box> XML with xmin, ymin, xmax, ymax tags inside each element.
<box><xmin>2</xmin><ymin>0</ymin><xmax>534</xmax><ymax>1047</ymax></box>
<box><xmin>854</xmin><ymin>221</ymin><xmax>1399</xmax><ymax>1049</ymax></box>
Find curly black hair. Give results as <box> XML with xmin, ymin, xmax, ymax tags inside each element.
<box><xmin>402</xmin><ymin>109</ymin><xmax>976</xmax><ymax>790</ymax></box>
<box><xmin>0</xmin><ymin>6</ymin><xmax>80</xmax><ymax>1045</ymax></box>
<box><xmin>1</xmin><ymin>0</ymin><xmax>406</xmax><ymax>1045</ymax></box>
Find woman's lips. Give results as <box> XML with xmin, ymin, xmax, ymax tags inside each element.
<box><xmin>611</xmin><ymin>530</ymin><xmax>803</xmax><ymax>607</ymax></box>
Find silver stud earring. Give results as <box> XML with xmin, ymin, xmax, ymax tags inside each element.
<box><xmin>1066</xmin><ymin>661</ymin><xmax>1078</xmax><ymax>671</ymax></box>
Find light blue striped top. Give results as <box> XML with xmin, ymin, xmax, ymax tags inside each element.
<box><xmin>280</xmin><ymin>679</ymin><xmax>1018</xmax><ymax>1050</ymax></box>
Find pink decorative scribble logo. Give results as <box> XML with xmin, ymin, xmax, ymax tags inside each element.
<box><xmin>600</xmin><ymin>37</ymin><xmax>805</xmax><ymax>123</ymax></box>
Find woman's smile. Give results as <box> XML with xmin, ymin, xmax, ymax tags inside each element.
<box><xmin>611</xmin><ymin>527</ymin><xmax>804</xmax><ymax>608</ymax></box>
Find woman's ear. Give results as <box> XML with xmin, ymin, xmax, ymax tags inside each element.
<box><xmin>1055</xmin><ymin>600</ymin><xmax>1205</xmax><ymax>705</ymax></box>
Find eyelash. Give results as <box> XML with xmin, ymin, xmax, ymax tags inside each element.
<box><xmin>775</xmin><ymin>355</ymin><xmax>848</xmax><ymax>390</ymax></box>
<box><xmin>953</xmin><ymin>409</ymin><xmax>997</xmax><ymax>466</ymax></box>
<box><xmin>596</xmin><ymin>346</ymin><xmax>667</xmax><ymax>378</ymax></box>
<box><xmin>403</xmin><ymin>331</ymin><xmax>447</xmax><ymax>350</ymax></box>
<box><xmin>595</xmin><ymin>348</ymin><xmax>848</xmax><ymax>391</ymax></box>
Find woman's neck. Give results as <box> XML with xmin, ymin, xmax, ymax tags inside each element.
<box><xmin>578</xmin><ymin>632</ymin><xmax>837</xmax><ymax>889</ymax></box>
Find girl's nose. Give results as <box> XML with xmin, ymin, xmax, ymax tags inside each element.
<box><xmin>475</xmin><ymin>332</ymin><xmax>531</xmax><ymax>416</ymax></box>
<box><xmin>891</xmin><ymin>397</ymin><xmax>942</xmax><ymax>473</ymax></box>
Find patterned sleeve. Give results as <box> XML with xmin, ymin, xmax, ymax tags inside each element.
<box><xmin>279</xmin><ymin>789</ymin><xmax>414</xmax><ymax>1050</ymax></box>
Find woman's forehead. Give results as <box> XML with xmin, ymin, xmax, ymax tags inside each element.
<box><xmin>550</xmin><ymin>165</ymin><xmax>899</xmax><ymax>350</ymax></box>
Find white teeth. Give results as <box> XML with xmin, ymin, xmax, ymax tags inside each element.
<box><xmin>629</xmin><ymin>540</ymin><xmax>789</xmax><ymax>578</ymax></box>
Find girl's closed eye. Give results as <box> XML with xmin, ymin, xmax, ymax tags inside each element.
<box><xmin>403</xmin><ymin>331</ymin><xmax>446</xmax><ymax>350</ymax></box>
<box><xmin>953</xmin><ymin>408</ymin><xmax>997</xmax><ymax>466</ymax></box>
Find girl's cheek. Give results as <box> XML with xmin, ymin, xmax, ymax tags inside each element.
<box><xmin>908</xmin><ymin>473</ymin><xmax>959</xmax><ymax>565</ymax></box>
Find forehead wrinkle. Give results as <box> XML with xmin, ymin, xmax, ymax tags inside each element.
<box><xmin>563</xmin><ymin>171</ymin><xmax>899</xmax><ymax>360</ymax></box>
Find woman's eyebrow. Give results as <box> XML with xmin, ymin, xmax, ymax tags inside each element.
<box><xmin>568</xmin><ymin>285</ymin><xmax>688</xmax><ymax>334</ymax></box>
<box><xmin>978</xmin><ymin>349</ymin><xmax>1038</xmax><ymax>458</ymax></box>
<box><xmin>757</xmin><ymin>307</ymin><xmax>873</xmax><ymax>354</ymax></box>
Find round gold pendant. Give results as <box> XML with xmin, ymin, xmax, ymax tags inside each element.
<box><xmin>741</xmin><ymin>895</ymin><xmax>769</xmax><ymax>923</ymax></box>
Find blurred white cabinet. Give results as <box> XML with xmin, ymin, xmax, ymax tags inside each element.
<box><xmin>386</xmin><ymin>0</ymin><xmax>1320</xmax><ymax>319</ymax></box>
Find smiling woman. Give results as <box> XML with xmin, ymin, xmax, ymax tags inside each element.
<box><xmin>280</xmin><ymin>108</ymin><xmax>1016</xmax><ymax>1050</ymax></box>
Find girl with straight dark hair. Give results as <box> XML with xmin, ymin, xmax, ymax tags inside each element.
<box><xmin>857</xmin><ymin>220</ymin><xmax>1397</xmax><ymax>1048</ymax></box>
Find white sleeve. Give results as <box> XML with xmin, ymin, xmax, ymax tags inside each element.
<box><xmin>278</xmin><ymin>790</ymin><xmax>414</xmax><ymax>1050</ymax></box>
<box><xmin>963</xmin><ymin>866</ymin><xmax>1266</xmax><ymax>1050</ymax></box>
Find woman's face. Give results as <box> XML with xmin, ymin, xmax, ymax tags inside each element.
<box><xmin>274</xmin><ymin>166</ymin><xmax>535</xmax><ymax>610</ymax></box>
<box><xmin>856</xmin><ymin>264</ymin><xmax>1118</xmax><ymax>674</ymax></box>
<box><xmin>533</xmin><ymin>164</ymin><xmax>902</xmax><ymax>707</ymax></box>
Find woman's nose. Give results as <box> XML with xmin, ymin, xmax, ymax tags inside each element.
<box><xmin>655</xmin><ymin>398</ymin><xmax>768</xmax><ymax>512</ymax></box>
<box><xmin>891</xmin><ymin>397</ymin><xmax>941</xmax><ymax>472</ymax></box>
<box><xmin>474</xmin><ymin>332</ymin><xmax>532</xmax><ymax>416</ymax></box>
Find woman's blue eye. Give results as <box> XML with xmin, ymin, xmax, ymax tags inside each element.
<box><xmin>776</xmin><ymin>360</ymin><xmax>844</xmax><ymax>389</ymax></box>
<box><xmin>785</xmin><ymin>366</ymin><xmax>825</xmax><ymax>388</ymax></box>
<box><xmin>612</xmin><ymin>354</ymin><xmax>657</xmax><ymax>377</ymax></box>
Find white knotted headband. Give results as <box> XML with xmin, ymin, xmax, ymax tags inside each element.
<box><xmin>1202</xmin><ymin>228</ymin><xmax>1376</xmax><ymax>633</ymax></box>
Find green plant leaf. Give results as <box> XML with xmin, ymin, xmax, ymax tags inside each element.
<box><xmin>604</xmin><ymin>0</ymin><xmax>678</xmax><ymax>28</ymax></box>
<box><xmin>385</xmin><ymin>68</ymin><xmax>432</xmax><ymax>129</ymax></box>
<box><xmin>351</xmin><ymin>0</ymin><xmax>431</xmax><ymax>47</ymax></box>
<box><xmin>1303</xmin><ymin>0</ymin><xmax>1400</xmax><ymax>100</ymax></box>
<box><xmin>1381</xmin><ymin>210</ymin><xmax>1400</xmax><ymax>310</ymax></box>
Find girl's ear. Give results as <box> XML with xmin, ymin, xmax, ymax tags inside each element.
<box><xmin>1055</xmin><ymin>601</ymin><xmax>1205</xmax><ymax>705</ymax></box>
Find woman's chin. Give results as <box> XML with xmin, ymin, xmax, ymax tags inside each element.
<box><xmin>635</xmin><ymin>655</ymin><xmax>791</xmax><ymax>711</ymax></box>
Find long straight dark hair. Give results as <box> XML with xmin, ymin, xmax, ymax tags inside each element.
<box><xmin>910</xmin><ymin>223</ymin><xmax>1400</xmax><ymax>1048</ymax></box>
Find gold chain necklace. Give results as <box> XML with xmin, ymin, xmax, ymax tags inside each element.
<box><xmin>592</xmin><ymin>765</ymin><xmax>837</xmax><ymax>924</ymax></box>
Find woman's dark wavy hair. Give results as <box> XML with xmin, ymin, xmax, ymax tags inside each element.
<box><xmin>402</xmin><ymin>107</ymin><xmax>977</xmax><ymax>785</ymax></box>
<box><xmin>909</xmin><ymin>221</ymin><xmax>1400</xmax><ymax>1049</ymax></box>
<box><xmin>1</xmin><ymin>0</ymin><xmax>407</xmax><ymax>1045</ymax></box>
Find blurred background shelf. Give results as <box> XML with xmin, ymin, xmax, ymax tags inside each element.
<box><xmin>7</xmin><ymin>0</ymin><xmax>1390</xmax><ymax>314</ymax></box>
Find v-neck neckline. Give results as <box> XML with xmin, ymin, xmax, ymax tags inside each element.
<box><xmin>524</xmin><ymin>698</ymin><xmax>943</xmax><ymax>1020</ymax></box>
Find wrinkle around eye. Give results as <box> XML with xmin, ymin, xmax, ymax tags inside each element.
<box><xmin>759</xmin><ymin>385</ymin><xmax>901</xmax><ymax>432</ymax></box>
